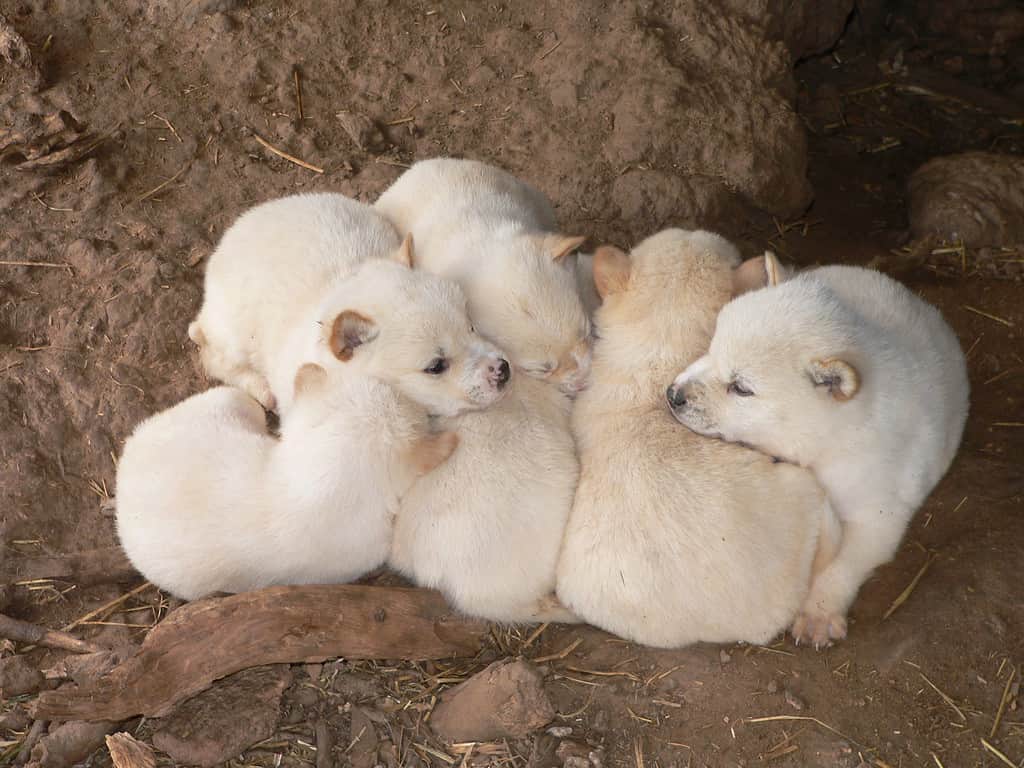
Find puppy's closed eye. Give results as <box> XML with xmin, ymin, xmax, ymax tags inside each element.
<box><xmin>727</xmin><ymin>380</ymin><xmax>754</xmax><ymax>397</ymax></box>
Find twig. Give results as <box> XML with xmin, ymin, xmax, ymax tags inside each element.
<box><xmin>533</xmin><ymin>637</ymin><xmax>582</xmax><ymax>664</ymax></box>
<box><xmin>151</xmin><ymin>113</ymin><xmax>182</xmax><ymax>143</ymax></box>
<box><xmin>919</xmin><ymin>672</ymin><xmax>966</xmax><ymax>721</ymax></box>
<box><xmin>0</xmin><ymin>613</ymin><xmax>103</xmax><ymax>654</ymax></box>
<box><xmin>980</xmin><ymin>738</ymin><xmax>1017</xmax><ymax>768</ymax></box>
<box><xmin>294</xmin><ymin>69</ymin><xmax>304</xmax><ymax>121</ymax></box>
<box><xmin>253</xmin><ymin>133</ymin><xmax>324</xmax><ymax>173</ymax></box>
<box><xmin>883</xmin><ymin>553</ymin><xmax>935</xmax><ymax>620</ymax></box>
<box><xmin>962</xmin><ymin>305</ymin><xmax>1015</xmax><ymax>328</ymax></box>
<box><xmin>62</xmin><ymin>582</ymin><xmax>152</xmax><ymax>632</ymax></box>
<box><xmin>539</xmin><ymin>39</ymin><xmax>562</xmax><ymax>60</ymax></box>
<box><xmin>745</xmin><ymin>715</ymin><xmax>863</xmax><ymax>749</ymax></box>
<box><xmin>137</xmin><ymin>164</ymin><xmax>189</xmax><ymax>202</ymax></box>
<box><xmin>0</xmin><ymin>260</ymin><xmax>71</xmax><ymax>269</ymax></box>
<box><xmin>990</xmin><ymin>665</ymin><xmax>1017</xmax><ymax>738</ymax></box>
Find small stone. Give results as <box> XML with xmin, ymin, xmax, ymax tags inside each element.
<box><xmin>152</xmin><ymin>666</ymin><xmax>292</xmax><ymax>767</ymax></box>
<box><xmin>719</xmin><ymin>650</ymin><xmax>732</xmax><ymax>664</ymax></box>
<box><xmin>563</xmin><ymin>758</ymin><xmax>589</xmax><ymax>768</ymax></box>
<box><xmin>0</xmin><ymin>655</ymin><xmax>44</xmax><ymax>697</ymax></box>
<box><xmin>588</xmin><ymin>749</ymin><xmax>605</xmax><ymax>768</ymax></box>
<box><xmin>429</xmin><ymin>658</ymin><xmax>554</xmax><ymax>742</ymax></box>
<box><xmin>766</xmin><ymin>679</ymin><xmax>780</xmax><ymax>694</ymax></box>
<box><xmin>336</xmin><ymin>111</ymin><xmax>388</xmax><ymax>153</ymax></box>
<box><xmin>547</xmin><ymin>726</ymin><xmax>572</xmax><ymax>738</ymax></box>
<box><xmin>556</xmin><ymin>740</ymin><xmax>590</xmax><ymax>764</ymax></box>
<box><xmin>784</xmin><ymin>689</ymin><xmax>806</xmax><ymax>711</ymax></box>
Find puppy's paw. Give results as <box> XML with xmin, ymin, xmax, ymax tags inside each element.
<box><xmin>408</xmin><ymin>430</ymin><xmax>459</xmax><ymax>475</ymax></box>
<box><xmin>791</xmin><ymin>610</ymin><xmax>847</xmax><ymax>649</ymax></box>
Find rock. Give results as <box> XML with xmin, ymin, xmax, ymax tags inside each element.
<box><xmin>0</xmin><ymin>704</ymin><xmax>30</xmax><ymax>732</ymax></box>
<box><xmin>784</xmin><ymin>688</ymin><xmax>806</xmax><ymax>711</ymax></box>
<box><xmin>0</xmin><ymin>654</ymin><xmax>44</xmax><ymax>697</ymax></box>
<box><xmin>151</xmin><ymin>666</ymin><xmax>292</xmax><ymax>767</ymax></box>
<box><xmin>719</xmin><ymin>650</ymin><xmax>732</xmax><ymax>664</ymax></box>
<box><xmin>556</xmin><ymin>740</ymin><xmax>591</xmax><ymax>765</ymax></box>
<box><xmin>105</xmin><ymin>732</ymin><xmax>156</xmax><ymax>768</ymax></box>
<box><xmin>336</xmin><ymin>111</ymin><xmax>388</xmax><ymax>153</ymax></box>
<box><xmin>429</xmin><ymin>658</ymin><xmax>555</xmax><ymax>742</ymax></box>
<box><xmin>547</xmin><ymin>725</ymin><xmax>572</xmax><ymax>738</ymax></box>
<box><xmin>27</xmin><ymin>720</ymin><xmax>118</xmax><ymax>768</ymax></box>
<box><xmin>349</xmin><ymin>706</ymin><xmax>378</xmax><ymax>768</ymax></box>
<box><xmin>908</xmin><ymin>152</ymin><xmax>1024</xmax><ymax>247</ymax></box>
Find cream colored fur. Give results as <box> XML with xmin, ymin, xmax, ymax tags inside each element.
<box><xmin>189</xmin><ymin>193</ymin><xmax>509</xmax><ymax>417</ymax></box>
<box><xmin>556</xmin><ymin>230</ymin><xmax>834</xmax><ymax>648</ymax></box>
<box><xmin>390</xmin><ymin>374</ymin><xmax>580</xmax><ymax>623</ymax></box>
<box><xmin>670</xmin><ymin>265</ymin><xmax>969</xmax><ymax>646</ymax></box>
<box><xmin>375</xmin><ymin>158</ymin><xmax>592</xmax><ymax>395</ymax></box>
<box><xmin>115</xmin><ymin>375</ymin><xmax>457</xmax><ymax>600</ymax></box>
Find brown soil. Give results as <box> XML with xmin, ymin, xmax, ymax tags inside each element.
<box><xmin>2</xmin><ymin>2</ymin><xmax>1022</xmax><ymax>767</ymax></box>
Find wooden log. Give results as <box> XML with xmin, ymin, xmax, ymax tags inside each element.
<box><xmin>2</xmin><ymin>548</ymin><xmax>138</xmax><ymax>587</ymax></box>
<box><xmin>33</xmin><ymin>585</ymin><xmax>489</xmax><ymax>722</ymax></box>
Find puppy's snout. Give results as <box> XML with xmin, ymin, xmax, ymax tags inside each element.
<box><xmin>489</xmin><ymin>358</ymin><xmax>511</xmax><ymax>388</ymax></box>
<box><xmin>666</xmin><ymin>384</ymin><xmax>687</xmax><ymax>409</ymax></box>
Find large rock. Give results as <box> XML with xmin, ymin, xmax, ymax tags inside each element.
<box><xmin>908</xmin><ymin>152</ymin><xmax>1024</xmax><ymax>247</ymax></box>
<box><xmin>534</xmin><ymin>2</ymin><xmax>818</xmax><ymax>225</ymax></box>
<box><xmin>430</xmin><ymin>658</ymin><xmax>554</xmax><ymax>743</ymax></box>
<box><xmin>151</xmin><ymin>666</ymin><xmax>292</xmax><ymax>767</ymax></box>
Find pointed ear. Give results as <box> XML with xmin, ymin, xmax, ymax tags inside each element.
<box><xmin>544</xmin><ymin>234</ymin><xmax>587</xmax><ymax>263</ymax></box>
<box><xmin>294</xmin><ymin>363</ymin><xmax>328</xmax><ymax>399</ymax></box>
<box><xmin>392</xmin><ymin>233</ymin><xmax>415</xmax><ymax>268</ymax></box>
<box><xmin>592</xmin><ymin>245</ymin><xmax>631</xmax><ymax>298</ymax></box>
<box><xmin>808</xmin><ymin>358</ymin><xmax>860</xmax><ymax>401</ymax></box>
<box><xmin>329</xmin><ymin>310</ymin><xmax>378</xmax><ymax>361</ymax></box>
<box><xmin>764</xmin><ymin>250</ymin><xmax>785</xmax><ymax>286</ymax></box>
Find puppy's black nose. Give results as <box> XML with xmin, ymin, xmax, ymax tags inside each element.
<box><xmin>495</xmin><ymin>359</ymin><xmax>511</xmax><ymax>387</ymax></box>
<box><xmin>666</xmin><ymin>384</ymin><xmax>686</xmax><ymax>408</ymax></box>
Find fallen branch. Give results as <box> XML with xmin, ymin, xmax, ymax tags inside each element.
<box><xmin>33</xmin><ymin>584</ymin><xmax>489</xmax><ymax>722</ymax></box>
<box><xmin>2</xmin><ymin>547</ymin><xmax>138</xmax><ymax>587</ymax></box>
<box><xmin>0</xmin><ymin>613</ymin><xmax>103</xmax><ymax>654</ymax></box>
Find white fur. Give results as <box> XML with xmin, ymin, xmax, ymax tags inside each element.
<box><xmin>670</xmin><ymin>265</ymin><xmax>969</xmax><ymax>645</ymax></box>
<box><xmin>375</xmin><ymin>158</ymin><xmax>592</xmax><ymax>394</ymax></box>
<box><xmin>190</xmin><ymin>193</ymin><xmax>509</xmax><ymax>416</ymax></box>
<box><xmin>556</xmin><ymin>229</ymin><xmax>834</xmax><ymax>648</ymax></box>
<box><xmin>390</xmin><ymin>374</ymin><xmax>579</xmax><ymax>623</ymax></box>
<box><xmin>116</xmin><ymin>378</ymin><xmax>454</xmax><ymax>600</ymax></box>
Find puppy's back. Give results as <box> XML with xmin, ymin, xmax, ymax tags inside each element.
<box><xmin>560</xmin><ymin>397</ymin><xmax>823</xmax><ymax>648</ymax></box>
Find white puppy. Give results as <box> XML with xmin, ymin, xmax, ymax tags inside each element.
<box><xmin>190</xmin><ymin>193</ymin><xmax>510</xmax><ymax>416</ymax></box>
<box><xmin>115</xmin><ymin>372</ymin><xmax>458</xmax><ymax>600</ymax></box>
<box><xmin>669</xmin><ymin>265</ymin><xmax>969</xmax><ymax>646</ymax></box>
<box><xmin>375</xmin><ymin>158</ymin><xmax>592</xmax><ymax>395</ymax></box>
<box><xmin>556</xmin><ymin>230</ymin><xmax>836</xmax><ymax>648</ymax></box>
<box><xmin>390</xmin><ymin>374</ymin><xmax>579</xmax><ymax>623</ymax></box>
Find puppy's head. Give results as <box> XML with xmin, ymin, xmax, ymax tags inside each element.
<box><xmin>666</xmin><ymin>277</ymin><xmax>863</xmax><ymax>466</ymax></box>
<box><xmin>318</xmin><ymin>257</ymin><xmax>510</xmax><ymax>417</ymax></box>
<box><xmin>589</xmin><ymin>230</ymin><xmax>782</xmax><ymax>360</ymax></box>
<box><xmin>470</xmin><ymin>233</ymin><xmax>592</xmax><ymax>395</ymax></box>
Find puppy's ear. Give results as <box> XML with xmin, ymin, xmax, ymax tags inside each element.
<box><xmin>329</xmin><ymin>310</ymin><xmax>378</xmax><ymax>361</ymax></box>
<box><xmin>764</xmin><ymin>250</ymin><xmax>785</xmax><ymax>286</ymax></box>
<box><xmin>294</xmin><ymin>363</ymin><xmax>328</xmax><ymax>398</ymax></box>
<box><xmin>544</xmin><ymin>234</ymin><xmax>587</xmax><ymax>263</ymax></box>
<box><xmin>391</xmin><ymin>233</ymin><xmax>415</xmax><ymax>268</ymax></box>
<box><xmin>732</xmin><ymin>251</ymin><xmax>787</xmax><ymax>296</ymax></box>
<box><xmin>592</xmin><ymin>245</ymin><xmax>631</xmax><ymax>298</ymax></box>
<box><xmin>808</xmin><ymin>358</ymin><xmax>860</xmax><ymax>401</ymax></box>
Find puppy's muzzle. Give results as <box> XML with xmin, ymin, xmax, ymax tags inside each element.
<box><xmin>666</xmin><ymin>383</ymin><xmax>687</xmax><ymax>410</ymax></box>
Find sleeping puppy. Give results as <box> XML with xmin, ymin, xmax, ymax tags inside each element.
<box><xmin>189</xmin><ymin>193</ymin><xmax>509</xmax><ymax>416</ymax></box>
<box><xmin>556</xmin><ymin>230</ymin><xmax>837</xmax><ymax>648</ymax></box>
<box><xmin>390</xmin><ymin>373</ymin><xmax>579</xmax><ymax>623</ymax></box>
<box><xmin>668</xmin><ymin>265</ymin><xmax>969</xmax><ymax>646</ymax></box>
<box><xmin>375</xmin><ymin>158</ymin><xmax>592</xmax><ymax>395</ymax></box>
<box><xmin>116</xmin><ymin>372</ymin><xmax>457</xmax><ymax>600</ymax></box>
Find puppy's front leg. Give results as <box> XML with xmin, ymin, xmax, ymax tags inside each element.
<box><xmin>404</xmin><ymin>431</ymin><xmax>460</xmax><ymax>476</ymax></box>
<box><xmin>793</xmin><ymin>509</ymin><xmax>909</xmax><ymax>648</ymax></box>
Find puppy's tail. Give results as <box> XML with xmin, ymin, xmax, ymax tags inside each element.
<box><xmin>530</xmin><ymin>593</ymin><xmax>582</xmax><ymax>624</ymax></box>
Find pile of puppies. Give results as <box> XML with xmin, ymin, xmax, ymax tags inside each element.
<box><xmin>115</xmin><ymin>159</ymin><xmax>970</xmax><ymax>649</ymax></box>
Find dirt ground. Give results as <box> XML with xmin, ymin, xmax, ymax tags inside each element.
<box><xmin>1</xmin><ymin>2</ymin><xmax>1022</xmax><ymax>767</ymax></box>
